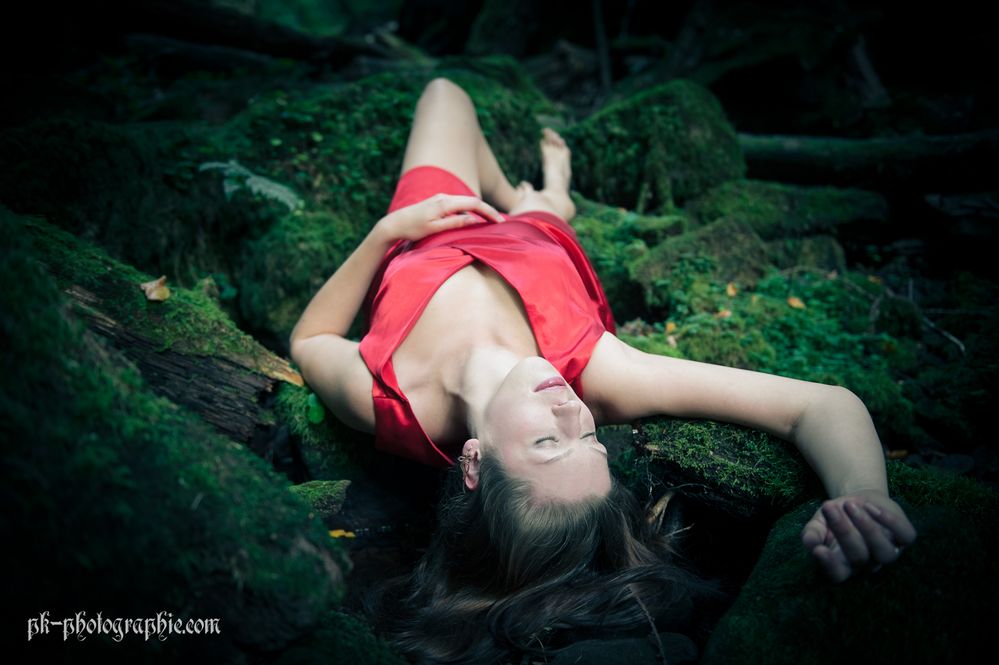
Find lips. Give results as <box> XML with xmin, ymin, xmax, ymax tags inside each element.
<box><xmin>533</xmin><ymin>376</ymin><xmax>567</xmax><ymax>392</ymax></box>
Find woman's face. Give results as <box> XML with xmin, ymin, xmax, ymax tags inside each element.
<box><xmin>479</xmin><ymin>357</ymin><xmax>611</xmax><ymax>501</ymax></box>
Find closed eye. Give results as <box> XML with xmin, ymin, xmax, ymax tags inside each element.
<box><xmin>533</xmin><ymin>436</ymin><xmax>557</xmax><ymax>446</ymax></box>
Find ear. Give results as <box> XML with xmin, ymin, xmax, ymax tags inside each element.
<box><xmin>461</xmin><ymin>438</ymin><xmax>482</xmax><ymax>491</ymax></box>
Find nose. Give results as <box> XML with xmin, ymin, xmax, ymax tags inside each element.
<box><xmin>552</xmin><ymin>399</ymin><xmax>582</xmax><ymax>438</ymax></box>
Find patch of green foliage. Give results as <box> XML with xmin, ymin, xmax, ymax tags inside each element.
<box><xmin>620</xmin><ymin>269</ymin><xmax>920</xmax><ymax>449</ymax></box>
<box><xmin>630</xmin><ymin>217</ymin><xmax>771</xmax><ymax>315</ymax></box>
<box><xmin>564</xmin><ymin>80</ymin><xmax>746</xmax><ymax>213</ymax></box>
<box><xmin>702</xmin><ymin>464</ymin><xmax>999</xmax><ymax>664</ymax></box>
<box><xmin>0</xmin><ymin>209</ymin><xmax>347</xmax><ymax>660</ymax></box>
<box><xmin>572</xmin><ymin>194</ymin><xmax>687</xmax><ymax>322</ymax></box>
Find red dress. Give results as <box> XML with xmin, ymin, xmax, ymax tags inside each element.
<box><xmin>358</xmin><ymin>166</ymin><xmax>616</xmax><ymax>467</ymax></box>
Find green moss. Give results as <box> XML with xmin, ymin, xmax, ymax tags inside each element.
<box><xmin>686</xmin><ymin>179</ymin><xmax>887</xmax><ymax>239</ymax></box>
<box><xmin>15</xmin><ymin>213</ymin><xmax>269</xmax><ymax>365</ymax></box>
<box><xmin>1</xmin><ymin>210</ymin><xmax>347</xmax><ymax>659</ymax></box>
<box><xmin>239</xmin><ymin>209</ymin><xmax>367</xmax><ymax>346</ymax></box>
<box><xmin>564</xmin><ymin>80</ymin><xmax>745</xmax><ymax>212</ymax></box>
<box><xmin>765</xmin><ymin>234</ymin><xmax>846</xmax><ymax>273</ymax></box>
<box><xmin>630</xmin><ymin>217</ymin><xmax>771</xmax><ymax>315</ymax></box>
<box><xmin>0</xmin><ymin>118</ymin><xmax>276</xmax><ymax>287</ymax></box>
<box><xmin>572</xmin><ymin>195</ymin><xmax>688</xmax><ymax>322</ymax></box>
<box><xmin>290</xmin><ymin>480</ymin><xmax>352</xmax><ymax>520</ymax></box>
<box><xmin>702</xmin><ymin>465</ymin><xmax>999</xmax><ymax>664</ymax></box>
<box><xmin>640</xmin><ymin>417</ymin><xmax>815</xmax><ymax>516</ymax></box>
<box><xmin>275</xmin><ymin>382</ymin><xmax>375</xmax><ymax>480</ymax></box>
<box><xmin>224</xmin><ymin>67</ymin><xmax>541</xmax><ymax>227</ymax></box>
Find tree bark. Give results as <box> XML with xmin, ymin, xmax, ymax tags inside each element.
<box><xmin>20</xmin><ymin>215</ymin><xmax>301</xmax><ymax>463</ymax></box>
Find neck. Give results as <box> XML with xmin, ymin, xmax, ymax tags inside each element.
<box><xmin>456</xmin><ymin>345</ymin><xmax>525</xmax><ymax>439</ymax></box>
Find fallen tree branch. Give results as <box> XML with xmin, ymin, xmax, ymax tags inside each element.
<box><xmin>739</xmin><ymin>129</ymin><xmax>999</xmax><ymax>190</ymax></box>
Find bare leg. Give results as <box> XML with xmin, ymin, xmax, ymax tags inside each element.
<box><xmin>508</xmin><ymin>128</ymin><xmax>577</xmax><ymax>222</ymax></box>
<box><xmin>400</xmin><ymin>78</ymin><xmax>520</xmax><ymax>212</ymax></box>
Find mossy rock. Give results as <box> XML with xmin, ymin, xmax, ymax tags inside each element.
<box><xmin>0</xmin><ymin>118</ymin><xmax>277</xmax><ymax>287</ymax></box>
<box><xmin>223</xmin><ymin>67</ymin><xmax>542</xmax><ymax>228</ymax></box>
<box><xmin>640</xmin><ymin>417</ymin><xmax>817</xmax><ymax>518</ymax></box>
<box><xmin>702</xmin><ymin>464</ymin><xmax>999</xmax><ymax>664</ymax></box>
<box><xmin>686</xmin><ymin>179</ymin><xmax>887</xmax><ymax>239</ymax></box>
<box><xmin>564</xmin><ymin>80</ymin><xmax>745</xmax><ymax>213</ymax></box>
<box><xmin>572</xmin><ymin>194</ymin><xmax>688</xmax><ymax>323</ymax></box>
<box><xmin>630</xmin><ymin>217</ymin><xmax>770</xmax><ymax>316</ymax></box>
<box><xmin>765</xmin><ymin>234</ymin><xmax>846</xmax><ymax>273</ymax></box>
<box><xmin>290</xmin><ymin>480</ymin><xmax>352</xmax><ymax>520</ymax></box>
<box><xmin>0</xmin><ymin>211</ymin><xmax>347</xmax><ymax>660</ymax></box>
<box><xmin>239</xmin><ymin>209</ymin><xmax>366</xmax><ymax>348</ymax></box>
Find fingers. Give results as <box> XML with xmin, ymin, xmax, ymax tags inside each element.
<box><xmin>812</xmin><ymin>544</ymin><xmax>852</xmax><ymax>583</ymax></box>
<box><xmin>800</xmin><ymin>513</ymin><xmax>829</xmax><ymax>550</ymax></box>
<box><xmin>428</xmin><ymin>194</ymin><xmax>504</xmax><ymax>223</ymax></box>
<box><xmin>863</xmin><ymin>500</ymin><xmax>918</xmax><ymax>548</ymax></box>
<box><xmin>844</xmin><ymin>501</ymin><xmax>898</xmax><ymax>564</ymax></box>
<box><xmin>821</xmin><ymin>501</ymin><xmax>870</xmax><ymax>566</ymax></box>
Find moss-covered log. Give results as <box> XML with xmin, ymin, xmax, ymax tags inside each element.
<box><xmin>1</xmin><ymin>210</ymin><xmax>348</xmax><ymax>660</ymax></box>
<box><xmin>637</xmin><ymin>417</ymin><xmax>818</xmax><ymax>519</ymax></box>
<box><xmin>739</xmin><ymin>129</ymin><xmax>999</xmax><ymax>190</ymax></box>
<box><xmin>15</xmin><ymin>212</ymin><xmax>301</xmax><ymax>455</ymax></box>
<box><xmin>702</xmin><ymin>464</ymin><xmax>999</xmax><ymax>664</ymax></box>
<box><xmin>685</xmin><ymin>179</ymin><xmax>887</xmax><ymax>239</ymax></box>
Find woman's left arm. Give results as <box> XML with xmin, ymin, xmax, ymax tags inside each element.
<box><xmin>583</xmin><ymin>332</ymin><xmax>916</xmax><ymax>582</ymax></box>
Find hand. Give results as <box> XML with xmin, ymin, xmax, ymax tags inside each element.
<box><xmin>375</xmin><ymin>193</ymin><xmax>505</xmax><ymax>243</ymax></box>
<box><xmin>801</xmin><ymin>490</ymin><xmax>917</xmax><ymax>582</ymax></box>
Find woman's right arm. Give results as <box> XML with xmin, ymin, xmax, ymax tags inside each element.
<box><xmin>289</xmin><ymin>194</ymin><xmax>504</xmax><ymax>429</ymax></box>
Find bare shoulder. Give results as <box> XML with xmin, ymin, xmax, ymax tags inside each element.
<box><xmin>583</xmin><ymin>331</ymin><xmax>837</xmax><ymax>437</ymax></box>
<box><xmin>289</xmin><ymin>334</ymin><xmax>375</xmax><ymax>434</ymax></box>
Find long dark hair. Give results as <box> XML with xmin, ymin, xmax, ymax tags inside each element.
<box><xmin>369</xmin><ymin>455</ymin><xmax>716</xmax><ymax>664</ymax></box>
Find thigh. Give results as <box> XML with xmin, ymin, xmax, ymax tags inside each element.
<box><xmin>400</xmin><ymin>78</ymin><xmax>482</xmax><ymax>196</ymax></box>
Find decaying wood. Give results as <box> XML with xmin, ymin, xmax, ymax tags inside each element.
<box><xmin>66</xmin><ymin>283</ymin><xmax>301</xmax><ymax>458</ymax></box>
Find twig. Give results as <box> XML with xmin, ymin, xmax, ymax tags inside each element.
<box><xmin>921</xmin><ymin>315</ymin><xmax>966</xmax><ymax>355</ymax></box>
<box><xmin>632</xmin><ymin>590</ymin><xmax>668</xmax><ymax>665</ymax></box>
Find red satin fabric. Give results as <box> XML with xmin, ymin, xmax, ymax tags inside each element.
<box><xmin>358</xmin><ymin>166</ymin><xmax>616</xmax><ymax>467</ymax></box>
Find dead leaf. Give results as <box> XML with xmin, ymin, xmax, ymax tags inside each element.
<box><xmin>140</xmin><ymin>275</ymin><xmax>171</xmax><ymax>302</ymax></box>
<box><xmin>666</xmin><ymin>335</ymin><xmax>678</xmax><ymax>348</ymax></box>
<box><xmin>886</xmin><ymin>450</ymin><xmax>909</xmax><ymax>460</ymax></box>
<box><xmin>328</xmin><ymin>529</ymin><xmax>356</xmax><ymax>539</ymax></box>
<box><xmin>726</xmin><ymin>282</ymin><xmax>738</xmax><ymax>297</ymax></box>
<box><xmin>715</xmin><ymin>309</ymin><xmax>732</xmax><ymax>319</ymax></box>
<box><xmin>867</xmin><ymin>275</ymin><xmax>883</xmax><ymax>284</ymax></box>
<box><xmin>787</xmin><ymin>296</ymin><xmax>805</xmax><ymax>309</ymax></box>
<box><xmin>665</xmin><ymin>321</ymin><xmax>677</xmax><ymax>334</ymax></box>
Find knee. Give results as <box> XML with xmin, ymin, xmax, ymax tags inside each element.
<box><xmin>422</xmin><ymin>77</ymin><xmax>471</xmax><ymax>104</ymax></box>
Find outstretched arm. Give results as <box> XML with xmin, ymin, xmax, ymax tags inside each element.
<box><xmin>582</xmin><ymin>332</ymin><xmax>916</xmax><ymax>582</ymax></box>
